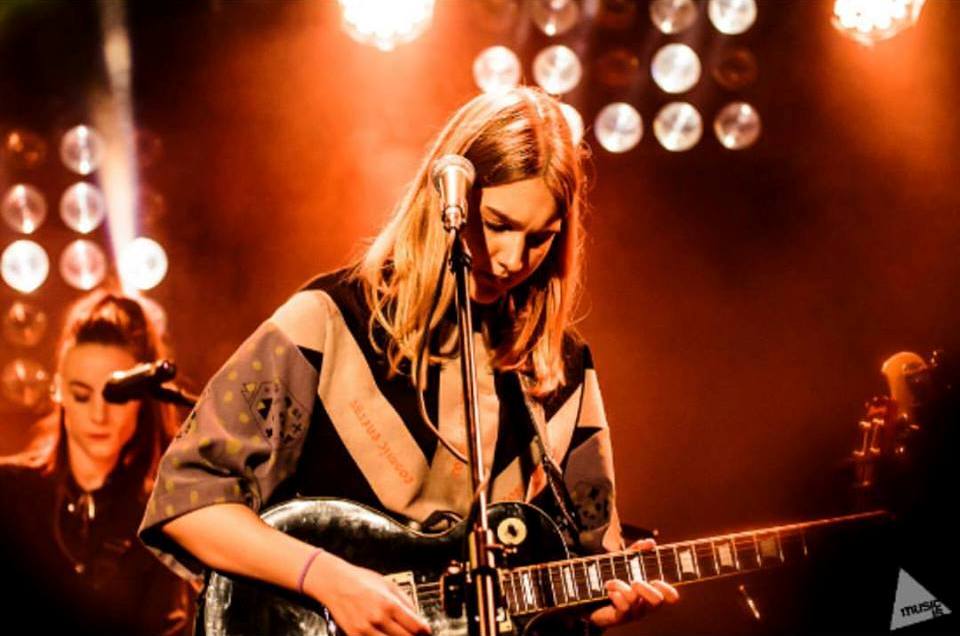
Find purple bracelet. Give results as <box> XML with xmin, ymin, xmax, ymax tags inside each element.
<box><xmin>297</xmin><ymin>547</ymin><xmax>325</xmax><ymax>596</ymax></box>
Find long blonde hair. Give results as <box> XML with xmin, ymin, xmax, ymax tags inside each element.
<box><xmin>352</xmin><ymin>87</ymin><xmax>588</xmax><ymax>396</ymax></box>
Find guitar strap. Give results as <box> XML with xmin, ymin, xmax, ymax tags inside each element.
<box><xmin>510</xmin><ymin>372</ymin><xmax>585</xmax><ymax>553</ymax></box>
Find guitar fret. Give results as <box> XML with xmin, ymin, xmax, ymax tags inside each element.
<box><xmin>598</xmin><ymin>555</ymin><xmax>614</xmax><ymax>589</ymax></box>
<box><xmin>696</xmin><ymin>540</ymin><xmax>717</xmax><ymax>578</ymax></box>
<box><xmin>586</xmin><ymin>561</ymin><xmax>603</xmax><ymax>597</ymax></box>
<box><xmin>752</xmin><ymin>533</ymin><xmax>762</xmax><ymax>567</ymax></box>
<box><xmin>707</xmin><ymin>540</ymin><xmax>721</xmax><ymax>577</ymax></box>
<box><xmin>655</xmin><ymin>547</ymin><xmax>664</xmax><ymax>582</ymax></box>
<box><xmin>549</xmin><ymin>565</ymin><xmax>564</xmax><ymax>606</ymax></box>
<box><xmin>561</xmin><ymin>564</ymin><xmax>577</xmax><ymax>602</ymax></box>
<box><xmin>501</xmin><ymin>572</ymin><xmax>515</xmax><ymax>613</ymax></box>
<box><xmin>627</xmin><ymin>553</ymin><xmax>643</xmax><ymax>582</ymax></box>
<box><xmin>676</xmin><ymin>543</ymin><xmax>699</xmax><ymax>580</ymax></box>
<box><xmin>520</xmin><ymin>570</ymin><xmax>535</xmax><ymax>610</ymax></box>
<box><xmin>540</xmin><ymin>566</ymin><xmax>555</xmax><ymax>608</ymax></box>
<box><xmin>757</xmin><ymin>532</ymin><xmax>781</xmax><ymax>566</ymax></box>
<box><xmin>672</xmin><ymin>546</ymin><xmax>682</xmax><ymax>582</ymax></box>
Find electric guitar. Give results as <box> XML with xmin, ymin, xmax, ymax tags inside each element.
<box><xmin>199</xmin><ymin>498</ymin><xmax>888</xmax><ymax>635</ymax></box>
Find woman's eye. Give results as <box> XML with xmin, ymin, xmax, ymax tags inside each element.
<box><xmin>71</xmin><ymin>393</ymin><xmax>91</xmax><ymax>404</ymax></box>
<box><xmin>528</xmin><ymin>233</ymin><xmax>556</xmax><ymax>247</ymax></box>
<box><xmin>483</xmin><ymin>221</ymin><xmax>510</xmax><ymax>233</ymax></box>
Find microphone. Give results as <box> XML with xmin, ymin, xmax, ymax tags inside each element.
<box><xmin>431</xmin><ymin>154</ymin><xmax>475</xmax><ymax>231</ymax></box>
<box><xmin>102</xmin><ymin>359</ymin><xmax>177</xmax><ymax>404</ymax></box>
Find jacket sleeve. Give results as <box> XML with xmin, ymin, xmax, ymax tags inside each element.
<box><xmin>562</xmin><ymin>346</ymin><xmax>625</xmax><ymax>554</ymax></box>
<box><xmin>138</xmin><ymin>290</ymin><xmax>329</xmax><ymax>579</ymax></box>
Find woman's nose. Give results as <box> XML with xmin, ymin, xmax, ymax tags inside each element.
<box><xmin>90</xmin><ymin>394</ymin><xmax>107</xmax><ymax>424</ymax></box>
<box><xmin>495</xmin><ymin>234</ymin><xmax>526</xmax><ymax>276</ymax></box>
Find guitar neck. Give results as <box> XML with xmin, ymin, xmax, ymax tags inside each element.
<box><xmin>499</xmin><ymin>510</ymin><xmax>887</xmax><ymax>616</ymax></box>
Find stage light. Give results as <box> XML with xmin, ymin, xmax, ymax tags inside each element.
<box><xmin>59</xmin><ymin>182</ymin><xmax>107</xmax><ymax>234</ymax></box>
<box><xmin>651</xmin><ymin>43</ymin><xmax>701</xmax><ymax>94</ymax></box>
<box><xmin>653</xmin><ymin>102</ymin><xmax>703</xmax><ymax>151</ymax></box>
<box><xmin>60</xmin><ymin>240</ymin><xmax>108</xmax><ymax>291</ymax></box>
<box><xmin>595</xmin><ymin>103</ymin><xmax>643</xmax><ymax>153</ymax></box>
<box><xmin>649</xmin><ymin>0</ymin><xmax>698</xmax><ymax>34</ymax></box>
<box><xmin>559</xmin><ymin>103</ymin><xmax>584</xmax><ymax>146</ymax></box>
<box><xmin>714</xmin><ymin>101</ymin><xmax>761</xmax><ymax>149</ymax></box>
<box><xmin>595</xmin><ymin>47</ymin><xmax>641</xmax><ymax>88</ymax></box>
<box><xmin>533</xmin><ymin>45</ymin><xmax>583</xmax><ymax>96</ymax></box>
<box><xmin>119</xmin><ymin>237</ymin><xmax>168</xmax><ymax>291</ymax></box>
<box><xmin>530</xmin><ymin>0</ymin><xmax>580</xmax><ymax>37</ymax></box>
<box><xmin>711</xmin><ymin>47</ymin><xmax>758</xmax><ymax>90</ymax></box>
<box><xmin>60</xmin><ymin>125</ymin><xmax>105</xmax><ymax>175</ymax></box>
<box><xmin>0</xmin><ymin>357</ymin><xmax>50</xmax><ymax>411</ymax></box>
<box><xmin>1</xmin><ymin>240</ymin><xmax>49</xmax><ymax>293</ymax></box>
<box><xmin>708</xmin><ymin>0</ymin><xmax>757</xmax><ymax>35</ymax></box>
<box><xmin>2</xmin><ymin>185</ymin><xmax>47</xmax><ymax>235</ymax></box>
<box><xmin>3</xmin><ymin>129</ymin><xmax>47</xmax><ymax>170</ymax></box>
<box><xmin>338</xmin><ymin>0</ymin><xmax>435</xmax><ymax>51</ymax></box>
<box><xmin>832</xmin><ymin>0</ymin><xmax>926</xmax><ymax>46</ymax></box>
<box><xmin>3</xmin><ymin>300</ymin><xmax>48</xmax><ymax>348</ymax></box>
<box><xmin>473</xmin><ymin>46</ymin><xmax>522</xmax><ymax>94</ymax></box>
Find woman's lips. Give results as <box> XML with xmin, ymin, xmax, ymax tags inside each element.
<box><xmin>475</xmin><ymin>270</ymin><xmax>507</xmax><ymax>287</ymax></box>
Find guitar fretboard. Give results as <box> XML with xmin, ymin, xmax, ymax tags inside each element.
<box><xmin>498</xmin><ymin>510</ymin><xmax>884</xmax><ymax>616</ymax></box>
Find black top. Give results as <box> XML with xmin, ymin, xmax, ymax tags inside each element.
<box><xmin>0</xmin><ymin>447</ymin><xmax>192</xmax><ymax>635</ymax></box>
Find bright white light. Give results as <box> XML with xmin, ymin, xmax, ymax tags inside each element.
<box><xmin>559</xmin><ymin>103</ymin><xmax>584</xmax><ymax>146</ymax></box>
<box><xmin>594</xmin><ymin>103</ymin><xmax>643</xmax><ymax>153</ymax></box>
<box><xmin>531</xmin><ymin>0</ymin><xmax>580</xmax><ymax>37</ymax></box>
<box><xmin>649</xmin><ymin>0</ymin><xmax>699</xmax><ymax>34</ymax></box>
<box><xmin>533</xmin><ymin>45</ymin><xmax>583</xmax><ymax>96</ymax></box>
<box><xmin>653</xmin><ymin>102</ymin><xmax>703</xmax><ymax>151</ymax></box>
<box><xmin>473</xmin><ymin>46</ymin><xmax>521</xmax><ymax>94</ymax></box>
<box><xmin>1</xmin><ymin>240</ymin><xmax>50</xmax><ymax>293</ymax></box>
<box><xmin>60</xmin><ymin>182</ymin><xmax>107</xmax><ymax>234</ymax></box>
<box><xmin>119</xmin><ymin>237</ymin><xmax>168</xmax><ymax>291</ymax></box>
<box><xmin>832</xmin><ymin>0</ymin><xmax>926</xmax><ymax>46</ymax></box>
<box><xmin>60</xmin><ymin>240</ymin><xmax>108</xmax><ymax>291</ymax></box>
<box><xmin>651</xmin><ymin>43</ymin><xmax>701</xmax><ymax>94</ymax></box>
<box><xmin>60</xmin><ymin>125</ymin><xmax>105</xmax><ymax>175</ymax></box>
<box><xmin>708</xmin><ymin>0</ymin><xmax>757</xmax><ymax>34</ymax></box>
<box><xmin>714</xmin><ymin>102</ymin><xmax>761</xmax><ymax>150</ymax></box>
<box><xmin>339</xmin><ymin>0</ymin><xmax>435</xmax><ymax>51</ymax></box>
<box><xmin>1</xmin><ymin>185</ymin><xmax>47</xmax><ymax>235</ymax></box>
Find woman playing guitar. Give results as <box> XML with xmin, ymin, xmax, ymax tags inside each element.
<box><xmin>139</xmin><ymin>87</ymin><xmax>678</xmax><ymax>635</ymax></box>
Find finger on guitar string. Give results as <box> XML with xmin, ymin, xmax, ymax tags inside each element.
<box><xmin>630</xmin><ymin>580</ymin><xmax>665</xmax><ymax>607</ymax></box>
<box><xmin>649</xmin><ymin>579</ymin><xmax>680</xmax><ymax>604</ymax></box>
<box><xmin>605</xmin><ymin>579</ymin><xmax>637</xmax><ymax>613</ymax></box>
<box><xmin>627</xmin><ymin>538</ymin><xmax>657</xmax><ymax>552</ymax></box>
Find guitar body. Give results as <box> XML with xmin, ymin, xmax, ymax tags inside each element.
<box><xmin>200</xmin><ymin>498</ymin><xmax>572</xmax><ymax>636</ymax></box>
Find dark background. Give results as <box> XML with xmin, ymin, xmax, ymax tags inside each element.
<box><xmin>0</xmin><ymin>1</ymin><xmax>957</xmax><ymax>634</ymax></box>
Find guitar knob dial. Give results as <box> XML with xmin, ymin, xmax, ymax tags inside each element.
<box><xmin>496</xmin><ymin>517</ymin><xmax>527</xmax><ymax>546</ymax></box>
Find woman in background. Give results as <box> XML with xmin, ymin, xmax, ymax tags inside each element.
<box><xmin>0</xmin><ymin>290</ymin><xmax>193</xmax><ymax>635</ymax></box>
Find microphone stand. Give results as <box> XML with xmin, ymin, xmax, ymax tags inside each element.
<box><xmin>443</xmin><ymin>207</ymin><xmax>501</xmax><ymax>636</ymax></box>
<box><xmin>150</xmin><ymin>383</ymin><xmax>199</xmax><ymax>409</ymax></box>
